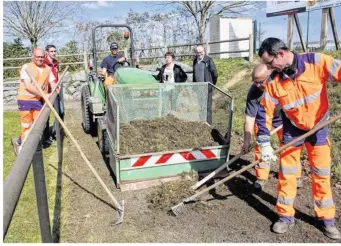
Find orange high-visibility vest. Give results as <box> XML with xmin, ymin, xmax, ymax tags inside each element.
<box><xmin>257</xmin><ymin>53</ymin><xmax>341</xmax><ymax>136</ymax></box>
<box><xmin>17</xmin><ymin>62</ymin><xmax>50</xmax><ymax>101</ymax></box>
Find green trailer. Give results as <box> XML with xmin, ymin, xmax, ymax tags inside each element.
<box><xmin>106</xmin><ymin>82</ymin><xmax>234</xmax><ymax>191</ymax></box>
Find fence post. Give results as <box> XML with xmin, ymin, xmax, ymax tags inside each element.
<box><xmin>124</xmin><ymin>48</ymin><xmax>128</xmax><ymax>60</ymax></box>
<box><xmin>83</xmin><ymin>51</ymin><xmax>88</xmax><ymax>72</ymax></box>
<box><xmin>206</xmin><ymin>40</ymin><xmax>210</xmax><ymax>55</ymax></box>
<box><xmin>32</xmin><ymin>141</ymin><xmax>53</xmax><ymax>243</ymax></box>
<box><xmin>249</xmin><ymin>34</ymin><xmax>254</xmax><ymax>62</ymax></box>
<box><xmin>164</xmin><ymin>45</ymin><xmax>168</xmax><ymax>53</ymax></box>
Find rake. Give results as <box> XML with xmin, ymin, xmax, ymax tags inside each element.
<box><xmin>171</xmin><ymin>112</ymin><xmax>341</xmax><ymax>216</ymax></box>
<box><xmin>191</xmin><ymin>125</ymin><xmax>283</xmax><ymax>190</ymax></box>
<box><xmin>18</xmin><ymin>66</ymin><xmax>69</xmax><ymax>151</ymax></box>
<box><xmin>26</xmin><ymin>68</ymin><xmax>125</xmax><ymax>225</ymax></box>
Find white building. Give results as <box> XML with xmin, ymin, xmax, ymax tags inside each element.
<box><xmin>209</xmin><ymin>15</ymin><xmax>252</xmax><ymax>59</ymax></box>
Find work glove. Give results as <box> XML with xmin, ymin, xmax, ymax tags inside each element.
<box><xmin>258</xmin><ymin>141</ymin><xmax>277</xmax><ymax>162</ymax></box>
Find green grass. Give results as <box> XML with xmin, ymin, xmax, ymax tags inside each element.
<box><xmin>3</xmin><ymin>111</ymin><xmax>60</xmax><ymax>243</ymax></box>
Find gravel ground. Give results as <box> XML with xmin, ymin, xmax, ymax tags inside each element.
<box><xmin>59</xmin><ymin>102</ymin><xmax>341</xmax><ymax>243</ymax></box>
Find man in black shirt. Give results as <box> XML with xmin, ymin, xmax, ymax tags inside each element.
<box><xmin>100</xmin><ymin>42</ymin><xmax>126</xmax><ymax>86</ymax></box>
<box><xmin>243</xmin><ymin>64</ymin><xmax>302</xmax><ymax>191</ymax></box>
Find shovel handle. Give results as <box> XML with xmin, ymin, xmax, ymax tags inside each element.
<box><xmin>25</xmin><ymin>68</ymin><xmax>123</xmax><ymax>212</ymax></box>
<box><xmin>186</xmin><ymin>113</ymin><xmax>341</xmax><ymax>203</ymax></box>
<box><xmin>191</xmin><ymin>124</ymin><xmax>283</xmax><ymax>190</ymax></box>
<box><xmin>20</xmin><ymin>66</ymin><xmax>69</xmax><ymax>146</ymax></box>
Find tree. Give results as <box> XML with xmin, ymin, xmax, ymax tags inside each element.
<box><xmin>4</xmin><ymin>1</ymin><xmax>81</xmax><ymax>50</ymax></box>
<box><xmin>3</xmin><ymin>38</ymin><xmax>30</xmax><ymax>78</ymax></box>
<box><xmin>58</xmin><ymin>41</ymin><xmax>80</xmax><ymax>71</ymax></box>
<box><xmin>150</xmin><ymin>1</ymin><xmax>258</xmax><ymax>43</ymax></box>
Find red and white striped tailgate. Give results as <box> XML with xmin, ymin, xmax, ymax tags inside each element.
<box><xmin>130</xmin><ymin>149</ymin><xmax>219</xmax><ymax>168</ymax></box>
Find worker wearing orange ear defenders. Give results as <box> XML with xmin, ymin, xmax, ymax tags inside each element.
<box><xmin>257</xmin><ymin>37</ymin><xmax>341</xmax><ymax>240</ymax></box>
<box><xmin>100</xmin><ymin>42</ymin><xmax>126</xmax><ymax>87</ymax></box>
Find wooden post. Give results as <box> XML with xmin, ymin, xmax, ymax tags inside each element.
<box><xmin>205</xmin><ymin>40</ymin><xmax>210</xmax><ymax>55</ymax></box>
<box><xmin>287</xmin><ymin>14</ymin><xmax>294</xmax><ymax>50</ymax></box>
<box><xmin>83</xmin><ymin>51</ymin><xmax>88</xmax><ymax>72</ymax></box>
<box><xmin>320</xmin><ymin>8</ymin><xmax>328</xmax><ymax>50</ymax></box>
<box><xmin>293</xmin><ymin>13</ymin><xmax>307</xmax><ymax>52</ymax></box>
<box><xmin>124</xmin><ymin>48</ymin><xmax>128</xmax><ymax>59</ymax></box>
<box><xmin>164</xmin><ymin>45</ymin><xmax>168</xmax><ymax>54</ymax></box>
<box><xmin>249</xmin><ymin>34</ymin><xmax>254</xmax><ymax>62</ymax></box>
<box><xmin>328</xmin><ymin>7</ymin><xmax>340</xmax><ymax>50</ymax></box>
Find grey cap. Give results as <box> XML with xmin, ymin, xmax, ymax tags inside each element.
<box><xmin>110</xmin><ymin>42</ymin><xmax>118</xmax><ymax>50</ymax></box>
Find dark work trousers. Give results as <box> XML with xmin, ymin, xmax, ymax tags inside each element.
<box><xmin>43</xmin><ymin>94</ymin><xmax>64</xmax><ymax>141</ymax></box>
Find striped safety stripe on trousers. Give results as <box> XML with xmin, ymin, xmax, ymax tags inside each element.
<box><xmin>276</xmin><ymin>141</ymin><xmax>335</xmax><ymax>219</ymax></box>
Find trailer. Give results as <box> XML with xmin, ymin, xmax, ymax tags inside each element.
<box><xmin>105</xmin><ymin>82</ymin><xmax>234</xmax><ymax>191</ymax></box>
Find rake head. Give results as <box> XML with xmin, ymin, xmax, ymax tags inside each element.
<box><xmin>171</xmin><ymin>202</ymin><xmax>184</xmax><ymax>216</ymax></box>
<box><xmin>113</xmin><ymin>200</ymin><xmax>125</xmax><ymax>225</ymax></box>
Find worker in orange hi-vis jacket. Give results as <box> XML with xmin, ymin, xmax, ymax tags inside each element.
<box><xmin>11</xmin><ymin>48</ymin><xmax>56</xmax><ymax>156</ymax></box>
<box><xmin>242</xmin><ymin>64</ymin><xmax>303</xmax><ymax>192</ymax></box>
<box><xmin>257</xmin><ymin>37</ymin><xmax>341</xmax><ymax>240</ymax></box>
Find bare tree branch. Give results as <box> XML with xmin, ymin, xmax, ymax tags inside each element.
<box><xmin>4</xmin><ymin>1</ymin><xmax>82</xmax><ymax>50</ymax></box>
<box><xmin>150</xmin><ymin>1</ymin><xmax>257</xmax><ymax>43</ymax></box>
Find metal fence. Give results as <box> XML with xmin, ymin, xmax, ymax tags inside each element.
<box><xmin>3</xmin><ymin>87</ymin><xmax>65</xmax><ymax>243</ymax></box>
<box><xmin>3</xmin><ymin>35</ymin><xmax>253</xmax><ymax>80</ymax></box>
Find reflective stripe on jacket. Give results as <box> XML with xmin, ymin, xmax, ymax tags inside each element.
<box><xmin>17</xmin><ymin>62</ymin><xmax>50</xmax><ymax>101</ymax></box>
<box><xmin>257</xmin><ymin>52</ymin><xmax>341</xmax><ymax>139</ymax></box>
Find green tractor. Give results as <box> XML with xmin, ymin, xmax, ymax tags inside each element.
<box><xmin>81</xmin><ymin>24</ymin><xmax>158</xmax><ymax>153</ymax></box>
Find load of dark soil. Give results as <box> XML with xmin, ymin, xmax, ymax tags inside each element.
<box><xmin>119</xmin><ymin>115</ymin><xmax>219</xmax><ymax>155</ymax></box>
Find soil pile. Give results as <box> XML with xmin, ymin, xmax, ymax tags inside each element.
<box><xmin>119</xmin><ymin>115</ymin><xmax>218</xmax><ymax>155</ymax></box>
<box><xmin>146</xmin><ymin>172</ymin><xmax>220</xmax><ymax>213</ymax></box>
<box><xmin>146</xmin><ymin>173</ymin><xmax>196</xmax><ymax>211</ymax></box>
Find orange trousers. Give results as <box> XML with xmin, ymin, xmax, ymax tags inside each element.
<box><xmin>277</xmin><ymin>141</ymin><xmax>335</xmax><ymax>219</ymax></box>
<box><xmin>19</xmin><ymin>109</ymin><xmax>40</xmax><ymax>143</ymax></box>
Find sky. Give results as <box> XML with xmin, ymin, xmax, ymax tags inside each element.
<box><xmin>3</xmin><ymin>1</ymin><xmax>341</xmax><ymax>49</ymax></box>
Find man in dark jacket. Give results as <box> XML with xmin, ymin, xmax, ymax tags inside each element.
<box><xmin>154</xmin><ymin>51</ymin><xmax>187</xmax><ymax>83</ymax></box>
<box><xmin>193</xmin><ymin>46</ymin><xmax>218</xmax><ymax>84</ymax></box>
<box><xmin>192</xmin><ymin>46</ymin><xmax>218</xmax><ymax>124</ymax></box>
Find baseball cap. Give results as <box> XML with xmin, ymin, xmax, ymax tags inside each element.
<box><xmin>110</xmin><ymin>42</ymin><xmax>118</xmax><ymax>50</ymax></box>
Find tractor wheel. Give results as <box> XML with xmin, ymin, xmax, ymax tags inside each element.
<box><xmin>97</xmin><ymin>121</ymin><xmax>109</xmax><ymax>154</ymax></box>
<box><xmin>81</xmin><ymin>85</ymin><xmax>94</xmax><ymax>134</ymax></box>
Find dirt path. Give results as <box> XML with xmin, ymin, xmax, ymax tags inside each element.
<box><xmin>222</xmin><ymin>69</ymin><xmax>250</xmax><ymax>91</ymax></box>
<box><xmin>60</xmin><ymin>102</ymin><xmax>341</xmax><ymax>243</ymax></box>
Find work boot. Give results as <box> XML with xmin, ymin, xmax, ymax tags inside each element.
<box><xmin>272</xmin><ymin>219</ymin><xmax>295</xmax><ymax>234</ymax></box>
<box><xmin>321</xmin><ymin>225</ymin><xmax>341</xmax><ymax>240</ymax></box>
<box><xmin>296</xmin><ymin>177</ymin><xmax>304</xmax><ymax>189</ymax></box>
<box><xmin>42</xmin><ymin>137</ymin><xmax>53</xmax><ymax>149</ymax></box>
<box><xmin>11</xmin><ymin>138</ymin><xmax>20</xmax><ymax>156</ymax></box>
<box><xmin>253</xmin><ymin>179</ymin><xmax>267</xmax><ymax>192</ymax></box>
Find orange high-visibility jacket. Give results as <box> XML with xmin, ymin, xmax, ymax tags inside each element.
<box><xmin>17</xmin><ymin>63</ymin><xmax>50</xmax><ymax>101</ymax></box>
<box><xmin>257</xmin><ymin>52</ymin><xmax>341</xmax><ymax>139</ymax></box>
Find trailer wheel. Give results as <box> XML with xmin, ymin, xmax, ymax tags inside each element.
<box><xmin>97</xmin><ymin>122</ymin><xmax>109</xmax><ymax>154</ymax></box>
<box><xmin>81</xmin><ymin>85</ymin><xmax>94</xmax><ymax>134</ymax></box>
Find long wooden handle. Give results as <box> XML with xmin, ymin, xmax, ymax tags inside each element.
<box><xmin>191</xmin><ymin>124</ymin><xmax>283</xmax><ymax>190</ymax></box>
<box><xmin>21</xmin><ymin>66</ymin><xmax>69</xmax><ymax>146</ymax></box>
<box><xmin>26</xmin><ymin>69</ymin><xmax>123</xmax><ymax>211</ymax></box>
<box><xmin>186</xmin><ymin>114</ymin><xmax>341</xmax><ymax>202</ymax></box>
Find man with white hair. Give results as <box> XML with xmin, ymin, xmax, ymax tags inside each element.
<box><xmin>192</xmin><ymin>45</ymin><xmax>218</xmax><ymax>124</ymax></box>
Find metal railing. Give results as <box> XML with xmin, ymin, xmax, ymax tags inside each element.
<box><xmin>3</xmin><ymin>87</ymin><xmax>65</xmax><ymax>243</ymax></box>
<box><xmin>3</xmin><ymin>35</ymin><xmax>254</xmax><ymax>79</ymax></box>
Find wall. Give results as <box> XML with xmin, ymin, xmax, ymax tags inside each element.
<box><xmin>209</xmin><ymin>16</ymin><xmax>252</xmax><ymax>59</ymax></box>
